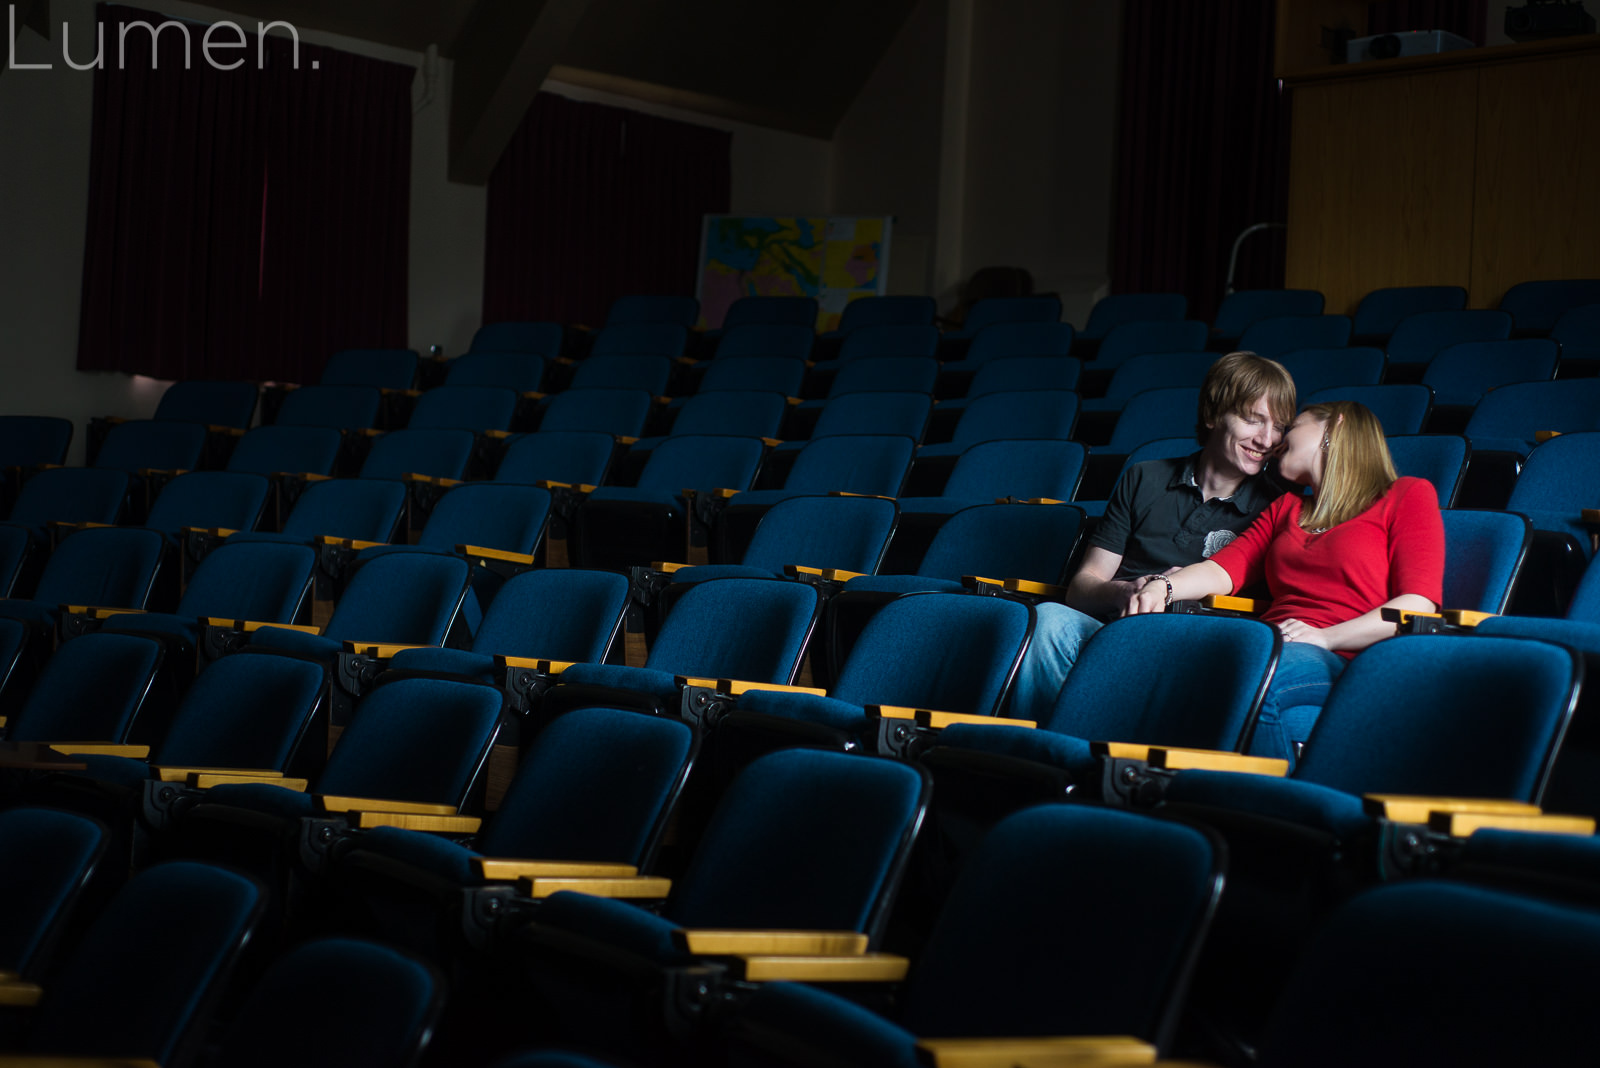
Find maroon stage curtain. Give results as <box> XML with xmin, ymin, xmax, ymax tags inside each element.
<box><xmin>1368</xmin><ymin>1</ymin><xmax>1489</xmax><ymax>44</ymax></box>
<box><xmin>77</xmin><ymin>4</ymin><xmax>413</xmax><ymax>384</ymax></box>
<box><xmin>1111</xmin><ymin>0</ymin><xmax>1288</xmax><ymax>325</ymax></box>
<box><xmin>483</xmin><ymin>92</ymin><xmax>732</xmax><ymax>326</ymax></box>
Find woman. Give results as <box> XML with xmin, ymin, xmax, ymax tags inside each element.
<box><xmin>1125</xmin><ymin>400</ymin><xmax>1445</xmax><ymax>763</ymax></box>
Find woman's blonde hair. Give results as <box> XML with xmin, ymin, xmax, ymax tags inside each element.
<box><xmin>1299</xmin><ymin>400</ymin><xmax>1398</xmax><ymax>531</ymax></box>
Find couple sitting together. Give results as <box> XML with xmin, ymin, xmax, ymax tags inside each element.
<box><xmin>1012</xmin><ymin>351</ymin><xmax>1445</xmax><ymax>763</ymax></box>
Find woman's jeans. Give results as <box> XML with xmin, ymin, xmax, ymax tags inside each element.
<box><xmin>1246</xmin><ymin>642</ymin><xmax>1348</xmax><ymax>766</ymax></box>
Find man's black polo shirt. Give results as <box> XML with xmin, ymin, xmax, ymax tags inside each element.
<box><xmin>1089</xmin><ymin>453</ymin><xmax>1285</xmax><ymax>582</ymax></box>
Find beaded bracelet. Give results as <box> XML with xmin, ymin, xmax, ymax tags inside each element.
<box><xmin>1142</xmin><ymin>574</ymin><xmax>1173</xmax><ymax>608</ymax></box>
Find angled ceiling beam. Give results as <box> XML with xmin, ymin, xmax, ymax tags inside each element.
<box><xmin>448</xmin><ymin>0</ymin><xmax>592</xmax><ymax>185</ymax></box>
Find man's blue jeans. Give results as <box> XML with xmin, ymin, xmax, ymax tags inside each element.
<box><xmin>1010</xmin><ymin>602</ymin><xmax>1103</xmax><ymax>722</ymax></box>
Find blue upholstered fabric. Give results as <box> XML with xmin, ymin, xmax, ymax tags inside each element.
<box><xmin>570</xmin><ymin>356</ymin><xmax>673</xmax><ymax>396</ymax></box>
<box><xmin>445</xmin><ymin>352</ymin><xmax>546</xmax><ymax>391</ymax></box>
<box><xmin>225</xmin><ymin>425</ymin><xmax>343</xmax><ymax>477</ymax></box>
<box><xmin>1551</xmin><ymin>303</ymin><xmax>1600</xmax><ymax>363</ymax></box>
<box><xmin>962</xmin><ymin>320</ymin><xmax>1076</xmax><ymax>361</ymax></box>
<box><xmin>212</xmin><ymin>938</ymin><xmax>440</xmax><ymax>1068</ymax></box>
<box><xmin>647</xmin><ymin>577</ymin><xmax>818</xmax><ymax>682</ymax></box>
<box><xmin>554</xmin><ymin>664</ymin><xmax>682</xmax><ymax>702</ymax></box>
<box><xmin>841</xmin><ymin>575</ymin><xmax>966</xmax><ymax>595</ymax></box>
<box><xmin>1567</xmin><ymin>560</ymin><xmax>1600</xmax><ymax>623</ymax></box>
<box><xmin>697</xmin><ymin>356</ymin><xmax>807</xmax><ymax>396</ymax></box>
<box><xmin>1210</xmin><ymin>289</ymin><xmax>1325</xmax><ymax>341</ymax></box>
<box><xmin>1352</xmin><ymin>285</ymin><xmax>1466</xmax><ymax>338</ymax></box>
<box><xmin>154</xmin><ymin>653</ymin><xmax>326</xmax><ymax>770</ymax></box>
<box><xmin>1081</xmin><ymin>352</ymin><xmax>1217</xmax><ymax>411</ymax></box>
<box><xmin>0</xmin><ymin>808</ymin><xmax>105</xmax><ymax>977</ymax></box>
<box><xmin>1507</xmin><ymin>432</ymin><xmax>1600</xmax><ymax>556</ymax></box>
<box><xmin>916</xmin><ymin>390</ymin><xmax>1079</xmax><ymax>459</ymax></box>
<box><xmin>359</xmin><ymin>429</ymin><xmax>475</xmax><ymax>481</ymax></box>
<box><xmin>1386</xmin><ymin>309</ymin><xmax>1512</xmax><ymax>366</ymax></box>
<box><xmin>469</xmin><ymin>567</ymin><xmax>627</xmax><ymax>661</ymax></box>
<box><xmin>1464</xmin><ymin>379</ymin><xmax>1600</xmax><ymax>458</ymax></box>
<box><xmin>1498</xmin><ymin>278</ymin><xmax>1600</xmax><ymax>333</ymax></box>
<box><xmin>1423</xmin><ymin>339</ymin><xmax>1558</xmax><ymax>408</ymax></box>
<box><xmin>494</xmin><ymin>431</ymin><xmax>616</xmax><ymax>487</ymax></box>
<box><xmin>955</xmin><ymin>355</ymin><xmax>1082</xmax><ymax>400</ymax></box>
<box><xmin>721</xmin><ymin>298</ymin><xmax>818</xmax><ymax>331</ymax></box>
<box><xmin>591</xmin><ymin>323</ymin><xmax>689</xmax><ymax>358</ymax></box>
<box><xmin>322</xmin><ymin>349</ymin><xmax>418</xmax><ymax>389</ymax></box>
<box><xmin>1079</xmin><ymin>293</ymin><xmax>1188</xmax><ymax>341</ymax></box>
<box><xmin>321</xmin><ymin>552</ymin><xmax>470</xmax><ymax>645</ymax></box>
<box><xmin>536</xmin><ymin>891</ymin><xmax>687</xmax><ymax>963</ymax></box>
<box><xmin>5</xmin><ymin>467</ymin><xmax>128</xmax><ymax>529</ymax></box>
<box><xmin>714</xmin><ymin>322</ymin><xmax>816</xmax><ymax>358</ymax></box>
<box><xmin>275</xmin><ymin>385</ymin><xmax>382</xmax><ymax>430</ymax></box>
<box><xmin>117</xmin><ymin>542</ymin><xmax>311</xmax><ymax>636</ymax></box>
<box><xmin>733</xmin><ymin>435</ymin><xmax>914</xmax><ymax>503</ymax></box>
<box><xmin>26</xmin><ymin>861</ymin><xmax>262</xmax><ymax>1062</ymax></box>
<box><xmin>1258</xmin><ymin>881</ymin><xmax>1600</xmax><ymax>1066</ymax></box>
<box><xmin>948</xmin><ymin>295</ymin><xmax>1062</xmax><ymax>337</ymax></box>
<box><xmin>738</xmin><ymin>494</ymin><xmax>897</xmax><ymax>576</ymax></box>
<box><xmin>911</xmin><ymin>502</ymin><xmax>1083</xmax><ymax>586</ymax></box>
<box><xmin>1093</xmin><ymin>319</ymin><xmax>1207</xmax><ymax>366</ymax></box>
<box><xmin>0</xmin><ymin>415</ymin><xmax>73</xmax><ymax>468</ymax></box>
<box><xmin>1236</xmin><ymin>314</ymin><xmax>1351</xmax><ymax>357</ymax></box>
<box><xmin>898</xmin><ymin>438</ymin><xmax>1087</xmax><ymax>515</ymax></box>
<box><xmin>1306</xmin><ymin>384</ymin><xmax>1431</xmax><ymax>436</ymax></box>
<box><xmin>153</xmin><ymin>380</ymin><xmax>258</xmax><ymax>428</ymax></box>
<box><xmin>1475</xmin><ymin>616</ymin><xmax>1600</xmax><ymax>656</ymax></box>
<box><xmin>538</xmin><ymin>389</ymin><xmax>654</xmax><ymax>438</ymax></box>
<box><xmin>1104</xmin><ymin>387</ymin><xmax>1201</xmax><ymax>454</ymax></box>
<box><xmin>470</xmin><ymin>321</ymin><xmax>563</xmax><ymax>357</ymax></box>
<box><xmin>145</xmin><ymin>471</ymin><xmax>270</xmax><ymax>537</ymax></box>
<box><xmin>9</xmin><ymin>632</ymin><xmax>163</xmax><ymax>743</ymax></box>
<box><xmin>832</xmin><ymin>298</ymin><xmax>936</xmax><ymax>335</ymax></box>
<box><xmin>1276</xmin><ymin>347</ymin><xmax>1386</xmax><ymax>399</ymax></box>
<box><xmin>204</xmin><ymin>781</ymin><xmax>319</xmax><ymax>818</ymax></box>
<box><xmin>1440</xmin><ymin>509</ymin><xmax>1529</xmax><ymax>614</ymax></box>
<box><xmin>819</xmin><ymin>356</ymin><xmax>937</xmax><ymax>398</ymax></box>
<box><xmin>1386</xmin><ymin>435</ymin><xmax>1468</xmax><ymax>506</ymax></box>
<box><xmin>17</xmin><ymin>526</ymin><xmax>164</xmax><ymax>613</ymax></box>
<box><xmin>806</xmin><ymin>391</ymin><xmax>931</xmax><ymax>441</ymax></box>
<box><xmin>1457</xmin><ymin>827</ymin><xmax>1600</xmax><ymax>884</ymax></box>
<box><xmin>604</xmin><ymin>296</ymin><xmax>699</xmax><ymax>330</ymax></box>
<box><xmin>938</xmin><ymin>721</ymin><xmax>1096</xmax><ymax>773</ymax></box>
<box><xmin>384</xmin><ymin>483</ymin><xmax>551</xmax><ymax>557</ymax></box>
<box><xmin>733</xmin><ymin>690</ymin><xmax>878</xmax><ymax>732</ymax></box>
<box><xmin>237</xmin><ymin>478</ymin><xmax>405</xmax><ymax>544</ymax></box>
<box><xmin>1164</xmin><ymin>770</ymin><xmax>1372</xmax><ymax>838</ymax></box>
<box><xmin>93</xmin><ymin>419</ymin><xmax>208</xmax><ymax>473</ymax></box>
<box><xmin>408</xmin><ymin>385</ymin><xmax>518</xmax><ymax>432</ymax></box>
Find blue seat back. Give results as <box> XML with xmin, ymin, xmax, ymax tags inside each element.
<box><xmin>275</xmin><ymin>385</ymin><xmax>383</xmax><ymax>430</ymax></box>
<box><xmin>1506</xmin><ymin>432</ymin><xmax>1600</xmax><ymax>548</ymax></box>
<box><xmin>1352</xmin><ymin>285</ymin><xmax>1468</xmax><ymax>338</ymax></box>
<box><xmin>359</xmin><ymin>429</ymin><xmax>475</xmax><ymax>481</ymax></box>
<box><xmin>942</xmin><ymin>439</ymin><xmax>1087</xmax><ymax>502</ymax></box>
<box><xmin>590</xmin><ymin>323</ymin><xmax>688</xmax><ymax>358</ymax></box>
<box><xmin>964</xmin><ymin>321</ymin><xmax>1076</xmax><ymax>361</ymax></box>
<box><xmin>145</xmin><ymin>471</ymin><xmax>270</xmax><ymax>536</ymax></box>
<box><xmin>1277</xmin><ymin>346</ymin><xmax>1386</xmax><ymax>399</ymax></box>
<box><xmin>1499</xmin><ymin>279</ymin><xmax>1600</xmax><ymax>334</ymax></box>
<box><xmin>469</xmin><ymin>321</ymin><xmax>563</xmax><ymax>357</ymax></box>
<box><xmin>714</xmin><ymin>323</ymin><xmax>815</xmax><ymax>359</ymax></box>
<box><xmin>495</xmin><ymin>431</ymin><xmax>614</xmax><ymax>486</ymax></box>
<box><xmin>1294</xmin><ymin>635</ymin><xmax>1578</xmax><ymax>802</ymax></box>
<box><xmin>1465</xmin><ymin>379</ymin><xmax>1600</xmax><ymax>449</ymax></box>
<box><xmin>7</xmin><ymin>467</ymin><xmax>129</xmax><ymax>527</ymax></box>
<box><xmin>569</xmin><ymin>355</ymin><xmax>674</xmax><ymax>395</ymax></box>
<box><xmin>742</xmin><ymin>495</ymin><xmax>899</xmax><ymax>575</ymax></box>
<box><xmin>645</xmin><ymin>577</ymin><xmax>820</xmax><ymax>685</ymax></box>
<box><xmin>1080</xmin><ymin>293</ymin><xmax>1188</xmax><ymax>340</ymax></box>
<box><xmin>321</xmin><ymin>349</ymin><xmax>417</xmax><ymax>389</ymax></box>
<box><xmin>835</xmin><ymin>295</ymin><xmax>936</xmax><ymax>334</ymax></box>
<box><xmin>10</xmin><ymin>632</ymin><xmax>164</xmax><ymax>743</ymax></box>
<box><xmin>918</xmin><ymin>502</ymin><xmax>1084</xmax><ymax>585</ymax></box>
<box><xmin>0</xmin><ymin>416</ymin><xmax>73</xmax><ymax>468</ymax></box>
<box><xmin>33</xmin><ymin>526</ymin><xmax>164</xmax><ymax>609</ymax></box>
<box><xmin>445</xmin><ymin>351</ymin><xmax>546</xmax><ymax>392</ymax></box>
<box><xmin>837</xmin><ymin>324</ymin><xmax>940</xmax><ymax>361</ymax></box>
<box><xmin>538</xmin><ymin>389</ymin><xmax>654</xmax><ymax>437</ymax></box>
<box><xmin>226</xmin><ymin>425</ymin><xmax>343</xmax><ymax>477</ymax></box>
<box><xmin>484</xmin><ymin>708</ymin><xmax>694</xmax><ymax>864</ymax></box>
<box><xmin>1049</xmin><ymin>614</ymin><xmax>1280</xmax><ymax>749</ymax></box>
<box><xmin>721</xmin><ymin>296</ymin><xmax>819</xmax><ymax>331</ymax></box>
<box><xmin>781</xmin><ymin>435</ymin><xmax>915</xmax><ymax>497</ymax></box>
<box><xmin>833</xmin><ymin>592</ymin><xmax>1033</xmax><ymax>718</ymax></box>
<box><xmin>320</xmin><ymin>677</ymin><xmax>502</xmax><ymax>805</ymax></box>
<box><xmin>966</xmin><ymin>356</ymin><xmax>1082</xmax><ymax>397</ymax></box>
<box><xmin>1095</xmin><ymin>319</ymin><xmax>1208</xmax><ymax>366</ymax></box>
<box><xmin>1237</xmin><ymin>314</ymin><xmax>1352</xmax><ymax>357</ymax></box>
<box><xmin>668</xmin><ymin>391</ymin><xmax>789</xmax><ymax>440</ymax></box>
<box><xmin>1441</xmin><ymin>509</ymin><xmax>1530</xmax><ymax>615</ymax></box>
<box><xmin>827</xmin><ymin>356</ymin><xmax>938</xmax><ymax>397</ymax></box>
<box><xmin>153</xmin><ymin>381</ymin><xmax>258</xmax><ymax>428</ymax></box>
<box><xmin>636</xmin><ymin>435</ymin><xmax>766</xmax><ymax>497</ymax></box>
<box><xmin>407</xmin><ymin>386</ymin><xmax>518</xmax><ymax>431</ymax></box>
<box><xmin>950</xmin><ymin>390</ymin><xmax>1079</xmax><ymax>451</ymax></box>
<box><xmin>1571</xmin><ymin>557</ymin><xmax>1600</xmax><ymax>622</ymax></box>
<box><xmin>960</xmin><ymin>295</ymin><xmax>1062</xmax><ymax>333</ymax></box>
<box><xmin>1306</xmin><ymin>384</ymin><xmax>1431</xmax><ymax>436</ymax></box>
<box><xmin>471</xmin><ymin>568</ymin><xmax>629</xmax><ymax>662</ymax></box>
<box><xmin>696</xmin><ymin>356</ymin><xmax>806</xmax><ymax>396</ymax></box>
<box><xmin>1106</xmin><ymin>387</ymin><xmax>1200</xmax><ymax>454</ymax></box>
<box><xmin>157</xmin><ymin>652</ymin><xmax>326</xmax><ymax>771</ymax></box>
<box><xmin>175</xmin><ymin>541</ymin><xmax>315</xmax><ymax>623</ymax></box>
<box><xmin>280</xmin><ymin>479</ymin><xmax>406</xmax><ymax>543</ymax></box>
<box><xmin>26</xmin><ymin>861</ymin><xmax>263</xmax><ymax>1063</ymax></box>
<box><xmin>1551</xmin><ymin>302</ymin><xmax>1600</xmax><ymax>362</ymax></box>
<box><xmin>325</xmin><ymin>553</ymin><xmax>471</xmax><ymax>646</ymax></box>
<box><xmin>0</xmin><ymin>807</ymin><xmax>106</xmax><ymax>979</ymax></box>
<box><xmin>901</xmin><ymin>804</ymin><xmax>1221</xmax><ymax>1049</ymax></box>
<box><xmin>417</xmin><ymin>483</ymin><xmax>550</xmax><ymax>555</ymax></box>
<box><xmin>93</xmin><ymin>420</ymin><xmax>208</xmax><ymax>472</ymax></box>
<box><xmin>1386</xmin><ymin>435</ymin><xmax>1469</xmax><ymax>507</ymax></box>
<box><xmin>1387</xmin><ymin>309</ymin><xmax>1513</xmax><ymax>366</ymax></box>
<box><xmin>1423</xmin><ymin>339</ymin><xmax>1559</xmax><ymax>408</ymax></box>
<box><xmin>667</xmin><ymin>749</ymin><xmax>926</xmax><ymax>943</ymax></box>
<box><xmin>812</xmin><ymin>391</ymin><xmax>931</xmax><ymax>440</ymax></box>
<box><xmin>604</xmin><ymin>295</ymin><xmax>699</xmax><ymax>328</ymax></box>
<box><xmin>1098</xmin><ymin>353</ymin><xmax>1217</xmax><ymax>405</ymax></box>
<box><xmin>1211</xmin><ymin>289</ymin><xmax>1325</xmax><ymax>340</ymax></box>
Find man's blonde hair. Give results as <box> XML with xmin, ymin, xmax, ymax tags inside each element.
<box><xmin>1195</xmin><ymin>351</ymin><xmax>1297</xmax><ymax>445</ymax></box>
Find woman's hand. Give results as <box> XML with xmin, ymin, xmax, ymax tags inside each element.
<box><xmin>1122</xmin><ymin>575</ymin><xmax>1169</xmax><ymax>616</ymax></box>
<box><xmin>1276</xmin><ymin>618</ymin><xmax>1332</xmax><ymax>648</ymax></box>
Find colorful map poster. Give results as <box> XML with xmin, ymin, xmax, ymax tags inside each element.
<box><xmin>696</xmin><ymin>216</ymin><xmax>893</xmax><ymax>331</ymax></box>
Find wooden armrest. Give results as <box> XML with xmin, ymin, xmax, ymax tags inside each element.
<box><xmin>154</xmin><ymin>766</ymin><xmax>283</xmax><ymax>783</ymax></box>
<box><xmin>458</xmin><ymin>544</ymin><xmax>537</xmax><ymax>566</ymax></box>
<box><xmin>1428</xmin><ymin>811</ymin><xmax>1596</xmax><ymax>837</ymax></box>
<box><xmin>962</xmin><ymin>575</ymin><xmax>1005</xmax><ymax>591</ymax></box>
<box><xmin>403</xmin><ymin>473</ymin><xmax>462</xmax><ymax>487</ymax></box>
<box><xmin>201</xmin><ymin>618</ymin><xmax>323</xmax><ymax>636</ymax></box>
<box><xmin>0</xmin><ymin>981</ymin><xmax>45</xmax><ymax>1008</ymax></box>
<box><xmin>1582</xmin><ymin>508</ymin><xmax>1600</xmax><ymax>527</ymax></box>
<box><xmin>380</xmin><ymin>388</ymin><xmax>422</xmax><ymax>399</ymax></box>
<box><xmin>533</xmin><ymin>479</ymin><xmax>573</xmax><ymax>490</ymax></box>
<box><xmin>137</xmin><ymin>467</ymin><xmax>187</xmax><ymax>479</ymax></box>
<box><xmin>496</xmin><ymin>656</ymin><xmax>576</xmax><ymax>674</ymax></box>
<box><xmin>341</xmin><ymin>641</ymin><xmax>429</xmax><ymax>658</ymax></box>
<box><xmin>1440</xmin><ymin>609</ymin><xmax>1495</xmax><ymax>627</ymax></box>
<box><xmin>473</xmin><ymin>859</ymin><xmax>639</xmax><ymax>881</ymax></box>
<box><xmin>61</xmin><ymin>605</ymin><xmax>145</xmax><ymax>620</ymax></box>
<box><xmin>783</xmin><ymin>565</ymin><xmax>866</xmax><ymax>582</ymax></box>
<box><xmin>520</xmin><ymin>391</ymin><xmax>548</xmax><ymax>402</ymax></box>
<box><xmin>1147</xmin><ymin>747</ymin><xmax>1289</xmax><ymax>776</ymax></box>
<box><xmin>516</xmin><ymin>875</ymin><xmax>672</xmax><ymax>899</ymax></box>
<box><xmin>677</xmin><ymin>677</ymin><xmax>828</xmax><ymax>697</ymax></box>
<box><xmin>352</xmin><ymin>812</ymin><xmax>483</xmax><ymax>833</ymax></box>
<box><xmin>313</xmin><ymin>534</ymin><xmax>385</xmax><ymax>551</ymax></box>
<box><xmin>914</xmin><ymin>1035</ymin><xmax>1156</xmax><ymax>1068</ymax></box>
<box><xmin>1535</xmin><ymin>430</ymin><xmax>1562</xmax><ymax>443</ymax></box>
<box><xmin>650</xmin><ymin>561</ymin><xmax>690</xmax><ymax>573</ymax></box>
<box><xmin>208</xmin><ymin>424</ymin><xmax>247</xmax><ymax>437</ymax></box>
<box><xmin>1361</xmin><ymin>795</ymin><xmax>1542</xmax><ymax>823</ymax></box>
<box><xmin>189</xmin><ymin>773</ymin><xmax>309</xmax><ymax>790</ymax></box>
<box><xmin>1380</xmin><ymin>607</ymin><xmax>1442</xmax><ymax>624</ymax></box>
<box><xmin>828</xmin><ymin>491</ymin><xmax>895</xmax><ymax>500</ymax></box>
<box><xmin>707</xmin><ymin>487</ymin><xmax>741</xmax><ymax>499</ymax></box>
<box><xmin>919</xmin><ymin>710</ymin><xmax>1034</xmax><ymax>730</ymax></box>
<box><xmin>180</xmin><ymin>524</ymin><xmax>239</xmax><ymax>539</ymax></box>
<box><xmin>0</xmin><ymin>1054</ymin><xmax>161</xmax><ymax>1067</ymax></box>
<box><xmin>760</xmin><ymin>437</ymin><xmax>784</xmax><ymax>448</ymax></box>
<box><xmin>48</xmin><ymin>744</ymin><xmax>150</xmax><ymax>759</ymax></box>
<box><xmin>316</xmin><ymin>796</ymin><xmax>457</xmax><ymax>816</ymax></box>
<box><xmin>1002</xmin><ymin>577</ymin><xmax>1066</xmax><ymax>598</ymax></box>
<box><xmin>674</xmin><ymin>930</ymin><xmax>868</xmax><ymax>956</ymax></box>
<box><xmin>731</xmin><ymin>953</ymin><xmax>910</xmax><ymax>982</ymax></box>
<box><xmin>999</xmin><ymin>497</ymin><xmax>1066</xmax><ymax>506</ymax></box>
<box><xmin>49</xmin><ymin>520</ymin><xmax>112</xmax><ymax>532</ymax></box>
<box><xmin>1202</xmin><ymin>594</ymin><xmax>1261</xmax><ymax>613</ymax></box>
<box><xmin>616</xmin><ymin>436</ymin><xmax>639</xmax><ymax>446</ymax></box>
<box><xmin>298</xmin><ymin>471</ymin><xmax>332</xmax><ymax>482</ymax></box>
<box><xmin>866</xmin><ymin>704</ymin><xmax>922</xmax><ymax>720</ymax></box>
<box><xmin>1090</xmin><ymin>741</ymin><xmax>1156</xmax><ymax>761</ymax></box>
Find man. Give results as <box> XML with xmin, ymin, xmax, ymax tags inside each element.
<box><xmin>1009</xmin><ymin>350</ymin><xmax>1298</xmax><ymax>719</ymax></box>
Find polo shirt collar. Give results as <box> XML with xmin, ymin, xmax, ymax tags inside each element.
<box><xmin>1168</xmin><ymin>452</ymin><xmax>1270</xmax><ymax>515</ymax></box>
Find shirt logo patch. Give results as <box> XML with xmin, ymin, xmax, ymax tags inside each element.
<box><xmin>1203</xmin><ymin>530</ymin><xmax>1237</xmax><ymax>558</ymax></box>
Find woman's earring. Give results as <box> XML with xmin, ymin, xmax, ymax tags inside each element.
<box><xmin>1320</xmin><ymin>433</ymin><xmax>1331</xmax><ymax>451</ymax></box>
